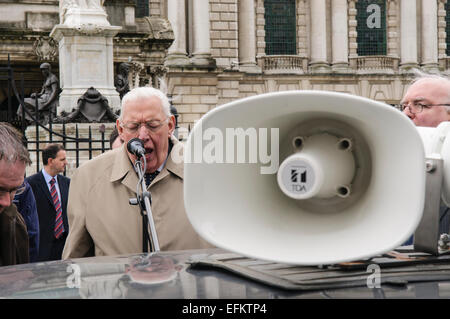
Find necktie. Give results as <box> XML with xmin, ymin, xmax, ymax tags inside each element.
<box><xmin>50</xmin><ymin>177</ymin><xmax>64</xmax><ymax>239</ymax></box>
<box><xmin>145</xmin><ymin>171</ymin><xmax>160</xmax><ymax>187</ymax></box>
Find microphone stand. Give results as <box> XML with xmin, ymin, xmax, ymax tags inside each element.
<box><xmin>130</xmin><ymin>155</ymin><xmax>160</xmax><ymax>252</ymax></box>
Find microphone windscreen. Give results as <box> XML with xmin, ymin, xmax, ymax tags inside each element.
<box><xmin>127</xmin><ymin>138</ymin><xmax>145</xmax><ymax>156</ymax></box>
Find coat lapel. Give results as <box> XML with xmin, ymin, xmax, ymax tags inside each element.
<box><xmin>151</xmin><ymin>136</ymin><xmax>184</xmax><ymax>186</ymax></box>
<box><xmin>110</xmin><ymin>145</ymin><xmax>139</xmax><ymax>193</ymax></box>
<box><xmin>38</xmin><ymin>171</ymin><xmax>54</xmax><ymax>209</ymax></box>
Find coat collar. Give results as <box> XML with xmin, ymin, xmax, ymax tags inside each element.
<box><xmin>0</xmin><ymin>204</ymin><xmax>28</xmax><ymax>266</ymax></box>
<box><xmin>109</xmin><ymin>144</ymin><xmax>138</xmax><ymax>193</ymax></box>
<box><xmin>109</xmin><ymin>136</ymin><xmax>184</xmax><ymax>192</ymax></box>
<box><xmin>151</xmin><ymin>136</ymin><xmax>184</xmax><ymax>186</ymax></box>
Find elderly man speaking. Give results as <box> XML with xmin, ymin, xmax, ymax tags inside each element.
<box><xmin>63</xmin><ymin>87</ymin><xmax>211</xmax><ymax>258</ymax></box>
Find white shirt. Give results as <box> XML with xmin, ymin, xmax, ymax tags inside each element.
<box><xmin>42</xmin><ymin>168</ymin><xmax>62</xmax><ymax>202</ymax></box>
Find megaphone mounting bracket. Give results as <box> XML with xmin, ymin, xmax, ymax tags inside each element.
<box><xmin>413</xmin><ymin>156</ymin><xmax>443</xmax><ymax>255</ymax></box>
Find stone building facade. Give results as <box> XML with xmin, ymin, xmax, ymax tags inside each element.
<box><xmin>2</xmin><ymin>0</ymin><xmax>450</xmax><ymax>132</ymax></box>
<box><xmin>162</xmin><ymin>0</ymin><xmax>450</xmax><ymax>133</ymax></box>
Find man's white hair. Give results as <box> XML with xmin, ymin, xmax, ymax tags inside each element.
<box><xmin>410</xmin><ymin>69</ymin><xmax>450</xmax><ymax>86</ymax></box>
<box><xmin>119</xmin><ymin>87</ymin><xmax>172</xmax><ymax>121</ymax></box>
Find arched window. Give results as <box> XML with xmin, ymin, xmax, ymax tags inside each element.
<box><xmin>356</xmin><ymin>0</ymin><xmax>387</xmax><ymax>55</ymax></box>
<box><xmin>264</xmin><ymin>0</ymin><xmax>296</xmax><ymax>55</ymax></box>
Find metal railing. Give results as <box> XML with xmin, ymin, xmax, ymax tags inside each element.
<box><xmin>351</xmin><ymin>56</ymin><xmax>399</xmax><ymax>72</ymax></box>
<box><xmin>260</xmin><ymin>55</ymin><xmax>307</xmax><ymax>74</ymax></box>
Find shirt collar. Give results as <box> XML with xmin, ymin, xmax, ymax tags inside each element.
<box><xmin>42</xmin><ymin>168</ymin><xmax>57</xmax><ymax>185</ymax></box>
<box><xmin>156</xmin><ymin>156</ymin><xmax>167</xmax><ymax>173</ymax></box>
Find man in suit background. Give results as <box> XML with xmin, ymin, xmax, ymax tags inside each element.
<box><xmin>27</xmin><ymin>143</ymin><xmax>70</xmax><ymax>261</ymax></box>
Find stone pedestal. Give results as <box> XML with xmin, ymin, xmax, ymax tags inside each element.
<box><xmin>165</xmin><ymin>53</ymin><xmax>191</xmax><ymax>67</ymax></box>
<box><xmin>50</xmin><ymin>14</ymin><xmax>121</xmax><ymax>115</ymax></box>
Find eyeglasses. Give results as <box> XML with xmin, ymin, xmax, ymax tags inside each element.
<box><xmin>120</xmin><ymin>118</ymin><xmax>168</xmax><ymax>134</ymax></box>
<box><xmin>0</xmin><ymin>183</ymin><xmax>26</xmax><ymax>199</ymax></box>
<box><xmin>398</xmin><ymin>101</ymin><xmax>450</xmax><ymax>114</ymax></box>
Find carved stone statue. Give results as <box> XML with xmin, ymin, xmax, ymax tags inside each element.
<box><xmin>61</xmin><ymin>0</ymin><xmax>105</xmax><ymax>10</ymax></box>
<box><xmin>128</xmin><ymin>61</ymin><xmax>144</xmax><ymax>89</ymax></box>
<box><xmin>55</xmin><ymin>87</ymin><xmax>118</xmax><ymax>123</ymax></box>
<box><xmin>85</xmin><ymin>0</ymin><xmax>105</xmax><ymax>9</ymax></box>
<box><xmin>17</xmin><ymin>63</ymin><xmax>60</xmax><ymax>125</ymax></box>
<box><xmin>60</xmin><ymin>0</ymin><xmax>106</xmax><ymax>24</ymax></box>
<box><xmin>114</xmin><ymin>62</ymin><xmax>130</xmax><ymax>100</ymax></box>
<box><xmin>33</xmin><ymin>37</ymin><xmax>59</xmax><ymax>62</ymax></box>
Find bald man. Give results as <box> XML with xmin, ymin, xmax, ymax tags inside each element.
<box><xmin>400</xmin><ymin>75</ymin><xmax>450</xmax><ymax>127</ymax></box>
<box><xmin>400</xmin><ymin>74</ymin><xmax>450</xmax><ymax>243</ymax></box>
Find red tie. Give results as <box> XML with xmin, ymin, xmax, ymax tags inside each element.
<box><xmin>50</xmin><ymin>178</ymin><xmax>64</xmax><ymax>239</ymax></box>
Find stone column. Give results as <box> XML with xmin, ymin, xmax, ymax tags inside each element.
<box><xmin>191</xmin><ymin>0</ymin><xmax>215</xmax><ymax>67</ymax></box>
<box><xmin>438</xmin><ymin>0</ymin><xmax>448</xmax><ymax>72</ymax></box>
<box><xmin>421</xmin><ymin>0</ymin><xmax>439</xmax><ymax>73</ymax></box>
<box><xmin>165</xmin><ymin>0</ymin><xmax>190</xmax><ymax>66</ymax></box>
<box><xmin>310</xmin><ymin>0</ymin><xmax>330</xmax><ymax>72</ymax></box>
<box><xmin>348</xmin><ymin>0</ymin><xmax>358</xmax><ymax>69</ymax></box>
<box><xmin>400</xmin><ymin>0</ymin><xmax>419</xmax><ymax>71</ymax></box>
<box><xmin>238</xmin><ymin>0</ymin><xmax>261</xmax><ymax>73</ymax></box>
<box><xmin>331</xmin><ymin>0</ymin><xmax>349</xmax><ymax>72</ymax></box>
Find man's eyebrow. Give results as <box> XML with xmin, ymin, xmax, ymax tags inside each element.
<box><xmin>412</xmin><ymin>97</ymin><xmax>429</xmax><ymax>102</ymax></box>
<box><xmin>400</xmin><ymin>97</ymin><xmax>428</xmax><ymax>104</ymax></box>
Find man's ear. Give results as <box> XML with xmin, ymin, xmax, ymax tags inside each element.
<box><xmin>116</xmin><ymin>120</ymin><xmax>126</xmax><ymax>142</ymax></box>
<box><xmin>168</xmin><ymin>115</ymin><xmax>176</xmax><ymax>137</ymax></box>
<box><xmin>116</xmin><ymin>119</ymin><xmax>122</xmax><ymax>134</ymax></box>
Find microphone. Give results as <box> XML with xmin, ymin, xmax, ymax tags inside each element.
<box><xmin>127</xmin><ymin>138</ymin><xmax>146</xmax><ymax>158</ymax></box>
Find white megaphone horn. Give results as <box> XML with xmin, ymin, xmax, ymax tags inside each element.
<box><xmin>184</xmin><ymin>91</ymin><xmax>426</xmax><ymax>265</ymax></box>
